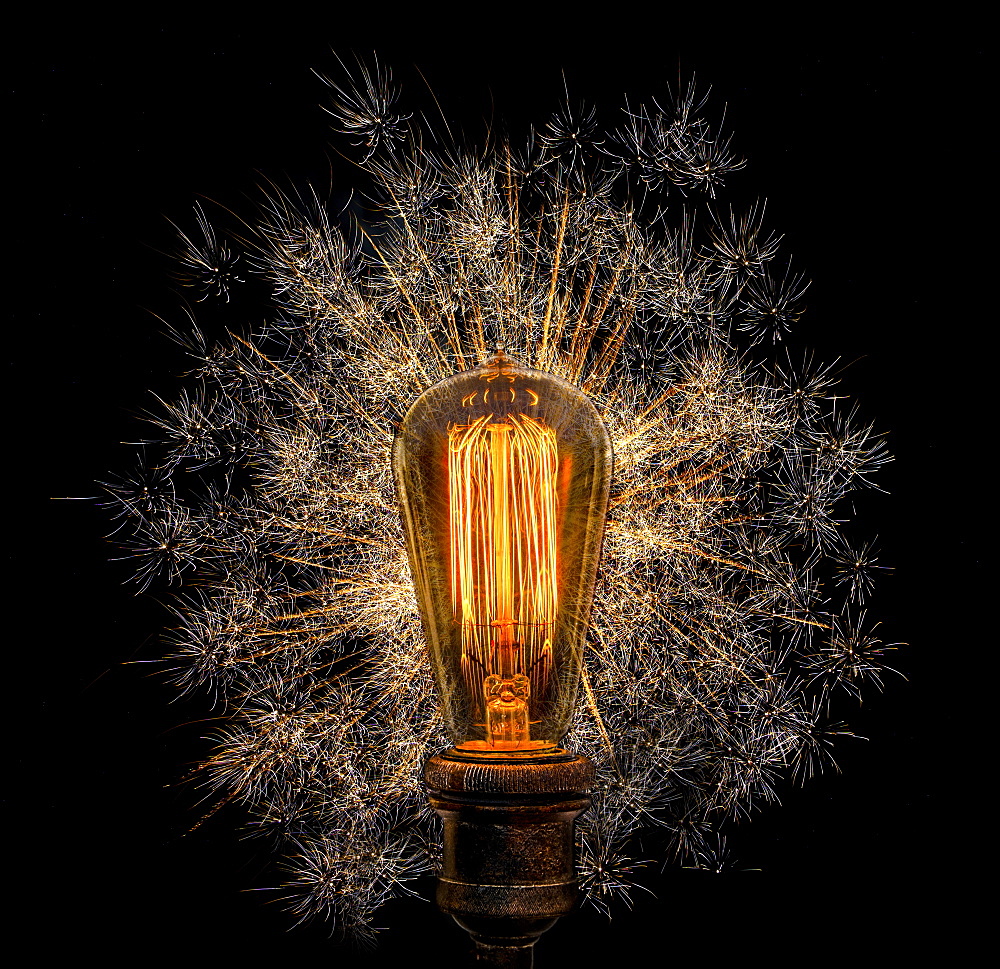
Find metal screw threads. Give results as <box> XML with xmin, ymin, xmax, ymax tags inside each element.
<box><xmin>425</xmin><ymin>748</ymin><xmax>596</xmax><ymax>967</ymax></box>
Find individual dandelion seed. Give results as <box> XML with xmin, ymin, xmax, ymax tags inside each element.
<box><xmin>110</xmin><ymin>60</ymin><xmax>898</xmax><ymax>943</ymax></box>
<box><xmin>686</xmin><ymin>833</ymin><xmax>738</xmax><ymax>872</ymax></box>
<box><xmin>658</xmin><ymin>811</ymin><xmax>716</xmax><ymax>862</ymax></box>
<box><xmin>141</xmin><ymin>386</ymin><xmax>226</xmax><ymax>469</ymax></box>
<box><xmin>314</xmin><ymin>54</ymin><xmax>411</xmax><ymax>162</ymax></box>
<box><xmin>708</xmin><ymin>201</ymin><xmax>783</xmax><ymax>281</ymax></box>
<box><xmin>739</xmin><ymin>260</ymin><xmax>811</xmax><ymax>343</ymax></box>
<box><xmin>119</xmin><ymin>499</ymin><xmax>203</xmax><ymax>591</ymax></box>
<box><xmin>539</xmin><ymin>93</ymin><xmax>603</xmax><ymax>158</ymax></box>
<box><xmin>800</xmin><ymin>403</ymin><xmax>892</xmax><ymax>494</ymax></box>
<box><xmin>788</xmin><ymin>701</ymin><xmax>855</xmax><ymax>785</ymax></box>
<box><xmin>831</xmin><ymin>539</ymin><xmax>887</xmax><ymax>604</ymax></box>
<box><xmin>802</xmin><ymin>612</ymin><xmax>902</xmax><ymax>705</ymax></box>
<box><xmin>576</xmin><ymin>824</ymin><xmax>653</xmax><ymax>917</ymax></box>
<box><xmin>773</xmin><ymin>350</ymin><xmax>844</xmax><ymax>424</ymax></box>
<box><xmin>170</xmin><ymin>201</ymin><xmax>243</xmax><ymax>302</ymax></box>
<box><xmin>100</xmin><ymin>455</ymin><xmax>176</xmax><ymax>524</ymax></box>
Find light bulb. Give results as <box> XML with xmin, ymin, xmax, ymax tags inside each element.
<box><xmin>394</xmin><ymin>351</ymin><xmax>611</xmax><ymax>961</ymax></box>
<box><xmin>393</xmin><ymin>352</ymin><xmax>612</xmax><ymax>755</ymax></box>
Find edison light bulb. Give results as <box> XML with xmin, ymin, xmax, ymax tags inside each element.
<box><xmin>393</xmin><ymin>352</ymin><xmax>612</xmax><ymax>754</ymax></box>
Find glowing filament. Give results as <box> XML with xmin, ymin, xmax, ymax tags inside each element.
<box><xmin>448</xmin><ymin>413</ymin><xmax>558</xmax><ymax>746</ymax></box>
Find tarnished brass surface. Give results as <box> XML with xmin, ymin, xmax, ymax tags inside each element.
<box><xmin>425</xmin><ymin>749</ymin><xmax>594</xmax><ymax>965</ymax></box>
<box><xmin>425</xmin><ymin>747</ymin><xmax>595</xmax><ymax>795</ymax></box>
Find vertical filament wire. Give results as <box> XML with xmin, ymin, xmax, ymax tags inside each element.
<box><xmin>449</xmin><ymin>413</ymin><xmax>558</xmax><ymax>735</ymax></box>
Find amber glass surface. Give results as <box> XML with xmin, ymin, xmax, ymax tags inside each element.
<box><xmin>393</xmin><ymin>354</ymin><xmax>612</xmax><ymax>751</ymax></box>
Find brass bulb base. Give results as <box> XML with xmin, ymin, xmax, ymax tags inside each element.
<box><xmin>425</xmin><ymin>748</ymin><xmax>595</xmax><ymax>966</ymax></box>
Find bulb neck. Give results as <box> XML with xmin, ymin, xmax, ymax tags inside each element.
<box><xmin>435</xmin><ymin>744</ymin><xmax>572</xmax><ymax>762</ymax></box>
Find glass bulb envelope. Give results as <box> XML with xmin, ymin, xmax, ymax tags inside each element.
<box><xmin>393</xmin><ymin>354</ymin><xmax>612</xmax><ymax>753</ymax></box>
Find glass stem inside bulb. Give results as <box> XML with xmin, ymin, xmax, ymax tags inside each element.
<box><xmin>449</xmin><ymin>412</ymin><xmax>558</xmax><ymax>749</ymax></box>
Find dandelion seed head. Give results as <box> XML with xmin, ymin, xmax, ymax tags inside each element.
<box><xmin>108</xmin><ymin>61</ymin><xmax>897</xmax><ymax>942</ymax></box>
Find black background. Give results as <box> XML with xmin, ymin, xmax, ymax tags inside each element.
<box><xmin>15</xmin><ymin>14</ymin><xmax>983</xmax><ymax>965</ymax></box>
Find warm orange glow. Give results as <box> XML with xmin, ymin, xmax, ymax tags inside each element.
<box><xmin>394</xmin><ymin>353</ymin><xmax>612</xmax><ymax>751</ymax></box>
<box><xmin>448</xmin><ymin>412</ymin><xmax>558</xmax><ymax>748</ymax></box>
